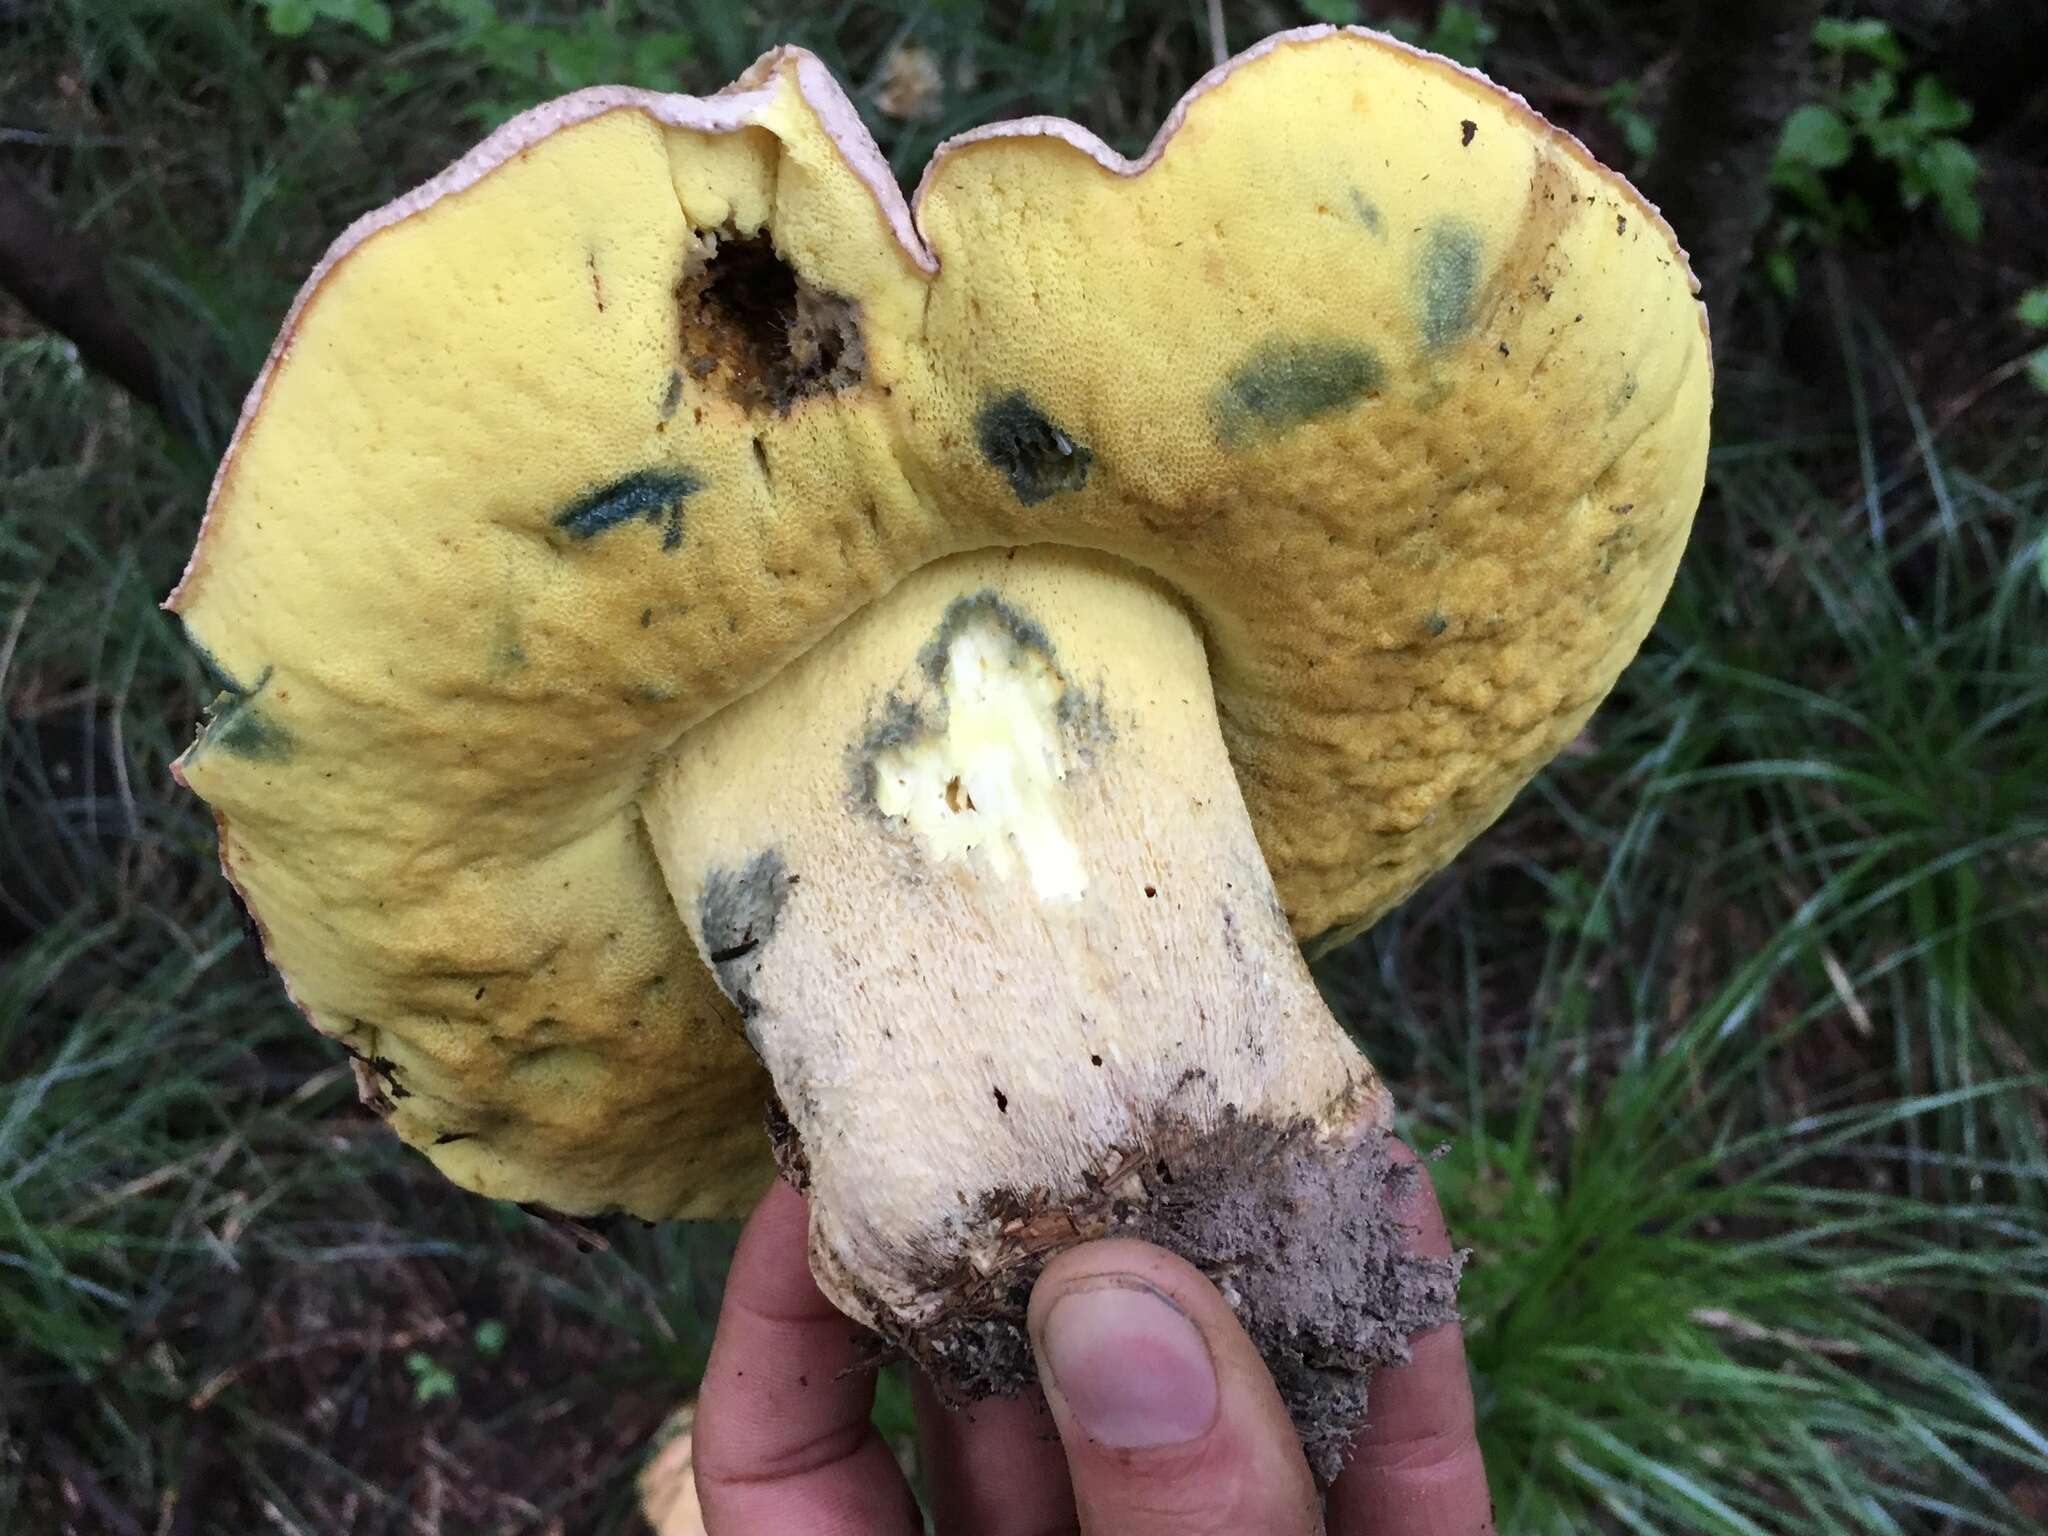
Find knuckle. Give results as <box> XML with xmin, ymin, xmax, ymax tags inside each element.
<box><xmin>1347</xmin><ymin>1422</ymin><xmax>1479</xmax><ymax>1478</ymax></box>
<box><xmin>1082</xmin><ymin>1442</ymin><xmax>1321</xmax><ymax>1534</ymax></box>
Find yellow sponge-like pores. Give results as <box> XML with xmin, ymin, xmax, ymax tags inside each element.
<box><xmin>172</xmin><ymin>30</ymin><xmax>1709</xmax><ymax>1218</ymax></box>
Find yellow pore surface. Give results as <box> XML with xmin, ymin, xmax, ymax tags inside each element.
<box><xmin>172</xmin><ymin>31</ymin><xmax>1712</xmax><ymax>1218</ymax></box>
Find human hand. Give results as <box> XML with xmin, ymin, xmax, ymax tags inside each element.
<box><xmin>687</xmin><ymin>1140</ymin><xmax>1491</xmax><ymax>1535</ymax></box>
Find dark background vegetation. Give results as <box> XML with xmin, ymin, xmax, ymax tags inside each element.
<box><xmin>3</xmin><ymin>1</ymin><xmax>2044</xmax><ymax>1531</ymax></box>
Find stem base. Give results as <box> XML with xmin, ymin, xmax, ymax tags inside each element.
<box><xmin>825</xmin><ymin>1111</ymin><xmax>1462</xmax><ymax>1483</ymax></box>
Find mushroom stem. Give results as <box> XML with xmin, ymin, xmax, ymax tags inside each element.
<box><xmin>642</xmin><ymin>547</ymin><xmax>1457</xmax><ymax>1473</ymax></box>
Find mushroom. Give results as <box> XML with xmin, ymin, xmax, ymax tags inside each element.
<box><xmin>168</xmin><ymin>27</ymin><xmax>1711</xmax><ymax>1469</ymax></box>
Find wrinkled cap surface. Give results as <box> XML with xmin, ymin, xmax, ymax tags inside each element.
<box><xmin>171</xmin><ymin>27</ymin><xmax>1712</xmax><ymax>1218</ymax></box>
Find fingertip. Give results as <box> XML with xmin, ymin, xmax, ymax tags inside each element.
<box><xmin>1029</xmin><ymin>1238</ymin><xmax>1211</xmax><ymax>1331</ymax></box>
<box><xmin>1329</xmin><ymin>1143</ymin><xmax>1492</xmax><ymax>1535</ymax></box>
<box><xmin>1348</xmin><ymin>1316</ymin><xmax>1475</xmax><ymax>1455</ymax></box>
<box><xmin>1382</xmin><ymin>1133</ymin><xmax>1455</xmax><ymax>1259</ymax></box>
<box><xmin>694</xmin><ymin>1181</ymin><xmax>919</xmax><ymax>1533</ymax></box>
<box><xmin>1026</xmin><ymin>1240</ymin><xmax>1321</xmax><ymax>1534</ymax></box>
<box><xmin>725</xmin><ymin>1177</ymin><xmax>828</xmax><ymax>1318</ymax></box>
<box><xmin>1028</xmin><ymin>1239</ymin><xmax>1257</xmax><ymax>1446</ymax></box>
<box><xmin>741</xmin><ymin>1174</ymin><xmax>810</xmax><ymax>1250</ymax></box>
<box><xmin>1036</xmin><ymin>1272</ymin><xmax>1222</xmax><ymax>1450</ymax></box>
<box><xmin>912</xmin><ymin>1370</ymin><xmax>1076</xmax><ymax>1534</ymax></box>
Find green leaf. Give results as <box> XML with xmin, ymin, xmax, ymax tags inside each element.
<box><xmin>1841</xmin><ymin>71</ymin><xmax>1897</xmax><ymax>125</ymax></box>
<box><xmin>1912</xmin><ymin>138</ymin><xmax>1983</xmax><ymax>241</ymax></box>
<box><xmin>870</xmin><ymin>1363</ymin><xmax>918</xmax><ymax>1440</ymax></box>
<box><xmin>1602</xmin><ymin>80</ymin><xmax>1657</xmax><ymax>158</ymax></box>
<box><xmin>473</xmin><ymin>1319</ymin><xmax>509</xmax><ymax>1359</ymax></box>
<box><xmin>1908</xmin><ymin>75</ymin><xmax>1972</xmax><ymax>134</ymax></box>
<box><xmin>1836</xmin><ymin>189</ymin><xmax>1875</xmax><ymax>237</ymax></box>
<box><xmin>262</xmin><ymin>0</ymin><xmax>389</xmax><ymax>38</ymax></box>
<box><xmin>1769</xmin><ymin>160</ymin><xmax>1827</xmax><ymax>213</ymax></box>
<box><xmin>628</xmin><ymin>31</ymin><xmax>695</xmax><ymax>83</ymax></box>
<box><xmin>1778</xmin><ymin>105</ymin><xmax>1853</xmax><ymax>172</ymax></box>
<box><xmin>1813</xmin><ymin>17</ymin><xmax>1903</xmax><ymax>69</ymax></box>
<box><xmin>1863</xmin><ymin>112</ymin><xmax>1917</xmax><ymax>164</ymax></box>
<box><xmin>405</xmin><ymin>1350</ymin><xmax>457</xmax><ymax>1403</ymax></box>
<box><xmin>264</xmin><ymin>0</ymin><xmax>317</xmax><ymax>36</ymax></box>
<box><xmin>1766</xmin><ymin>249</ymin><xmax>1800</xmax><ymax>300</ymax></box>
<box><xmin>355</xmin><ymin>0</ymin><xmax>393</xmax><ymax>42</ymax></box>
<box><xmin>1937</xmin><ymin>186</ymin><xmax>1984</xmax><ymax>244</ymax></box>
<box><xmin>1301</xmin><ymin>0</ymin><xmax>1359</xmax><ymax>21</ymax></box>
<box><xmin>2016</xmin><ymin>287</ymin><xmax>2048</xmax><ymax>330</ymax></box>
<box><xmin>1618</xmin><ymin>108</ymin><xmax>1658</xmax><ymax>161</ymax></box>
<box><xmin>1429</xmin><ymin>2</ymin><xmax>1498</xmax><ymax>67</ymax></box>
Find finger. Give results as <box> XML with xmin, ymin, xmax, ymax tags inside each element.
<box><xmin>1328</xmin><ymin>1141</ymin><xmax>1493</xmax><ymax>1536</ymax></box>
<box><xmin>1029</xmin><ymin>1239</ymin><xmax>1324</xmax><ymax>1536</ymax></box>
<box><xmin>692</xmin><ymin>1181</ymin><xmax>920</xmax><ymax>1536</ymax></box>
<box><xmin>912</xmin><ymin>1370</ymin><xmax>1076</xmax><ymax>1536</ymax></box>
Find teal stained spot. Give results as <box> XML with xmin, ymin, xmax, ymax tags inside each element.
<box><xmin>1418</xmin><ymin>219</ymin><xmax>1483</xmax><ymax>350</ymax></box>
<box><xmin>700</xmin><ymin>849</ymin><xmax>793</xmax><ymax>1021</ymax></box>
<box><xmin>203</xmin><ymin>664</ymin><xmax>292</xmax><ymax>762</ymax></box>
<box><xmin>212</xmin><ymin>706</ymin><xmax>293</xmax><ymax>761</ymax></box>
<box><xmin>554</xmin><ymin>468</ymin><xmax>703</xmax><ymax>552</ymax></box>
<box><xmin>976</xmin><ymin>393</ymin><xmax>1092</xmax><ymax>506</ymax></box>
<box><xmin>1212</xmin><ymin>340</ymin><xmax>1386</xmax><ymax>446</ymax></box>
<box><xmin>489</xmin><ymin>614</ymin><xmax>526</xmax><ymax>677</ymax></box>
<box><xmin>1422</xmin><ymin>610</ymin><xmax>1448</xmax><ymax>636</ymax></box>
<box><xmin>1348</xmin><ymin>188</ymin><xmax>1383</xmax><ymax>236</ymax></box>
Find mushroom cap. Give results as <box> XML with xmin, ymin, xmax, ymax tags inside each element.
<box><xmin>169</xmin><ymin>27</ymin><xmax>1712</xmax><ymax>1219</ymax></box>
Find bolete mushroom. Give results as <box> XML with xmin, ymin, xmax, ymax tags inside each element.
<box><xmin>169</xmin><ymin>26</ymin><xmax>1710</xmax><ymax>1469</ymax></box>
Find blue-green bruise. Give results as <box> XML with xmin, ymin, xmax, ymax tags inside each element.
<box><xmin>202</xmin><ymin>664</ymin><xmax>292</xmax><ymax>762</ymax></box>
<box><xmin>1418</xmin><ymin>218</ymin><xmax>1483</xmax><ymax>351</ymax></box>
<box><xmin>488</xmin><ymin>613</ymin><xmax>526</xmax><ymax>677</ymax></box>
<box><xmin>554</xmin><ymin>468</ymin><xmax>704</xmax><ymax>551</ymax></box>
<box><xmin>976</xmin><ymin>393</ymin><xmax>1093</xmax><ymax>506</ymax></box>
<box><xmin>211</xmin><ymin>705</ymin><xmax>293</xmax><ymax>761</ymax></box>
<box><xmin>1212</xmin><ymin>340</ymin><xmax>1386</xmax><ymax>446</ymax></box>
<box><xmin>1348</xmin><ymin>188</ymin><xmax>1384</xmax><ymax>236</ymax></box>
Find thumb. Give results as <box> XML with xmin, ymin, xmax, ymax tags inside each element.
<box><xmin>1028</xmin><ymin>1239</ymin><xmax>1324</xmax><ymax>1536</ymax></box>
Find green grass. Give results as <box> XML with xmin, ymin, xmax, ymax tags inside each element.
<box><xmin>7</xmin><ymin>2</ymin><xmax>2048</xmax><ymax>1531</ymax></box>
<box><xmin>1322</xmin><ymin>299</ymin><xmax>2048</xmax><ymax>1529</ymax></box>
<box><xmin>0</xmin><ymin>312</ymin><xmax>739</xmax><ymax>1529</ymax></box>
